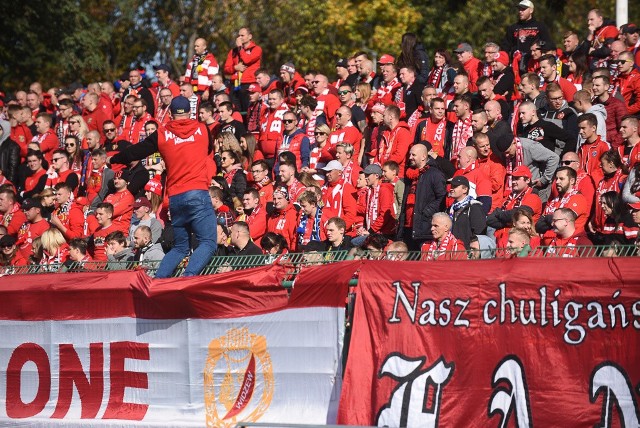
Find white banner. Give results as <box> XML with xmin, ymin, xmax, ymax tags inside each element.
<box><xmin>0</xmin><ymin>308</ymin><xmax>344</xmax><ymax>427</ymax></box>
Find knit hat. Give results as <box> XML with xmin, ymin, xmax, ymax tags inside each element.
<box><xmin>144</xmin><ymin>175</ymin><xmax>163</xmax><ymax>196</ymax></box>
<box><xmin>273</xmin><ymin>186</ymin><xmax>290</xmax><ymax>201</ymax></box>
<box><xmin>280</xmin><ymin>63</ymin><xmax>296</xmax><ymax>74</ymax></box>
<box><xmin>496</xmin><ymin>51</ymin><xmax>510</xmax><ymax>66</ymax></box>
<box><xmin>371</xmin><ymin>103</ymin><xmax>386</xmax><ymax>114</ymax></box>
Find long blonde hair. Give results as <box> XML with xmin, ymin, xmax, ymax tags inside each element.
<box><xmin>41</xmin><ymin>228</ymin><xmax>67</xmax><ymax>254</ymax></box>
<box><xmin>69</xmin><ymin>114</ymin><xmax>89</xmax><ymax>139</ymax></box>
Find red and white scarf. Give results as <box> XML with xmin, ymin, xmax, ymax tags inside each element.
<box><xmin>366</xmin><ymin>184</ymin><xmax>380</xmax><ymax>230</ymax></box>
<box><xmin>505</xmin><ymin>138</ymin><xmax>524</xmax><ymax>193</ymax></box>
<box><xmin>425</xmin><ymin>232</ymin><xmax>462</xmax><ymax>261</ymax></box>
<box><xmin>376</xmin><ymin>78</ymin><xmax>400</xmax><ymax>102</ymax></box>
<box><xmin>451</xmin><ymin>116</ymin><xmax>473</xmax><ymax>160</ymax></box>
<box><xmin>223</xmin><ymin>165</ymin><xmax>243</xmax><ymax>186</ymax></box>
<box><xmin>544</xmin><ymin>187</ymin><xmax>579</xmax><ymax>215</ymax></box>
<box><xmin>341</xmin><ymin>160</ymin><xmax>355</xmax><ymax>184</ymax></box>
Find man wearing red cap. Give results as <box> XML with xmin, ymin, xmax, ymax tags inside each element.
<box><xmin>487</xmin><ymin>165</ymin><xmax>542</xmax><ymax>232</ymax></box>
<box><xmin>245</xmin><ymin>83</ymin><xmax>266</xmax><ymax>136</ymax></box>
<box><xmin>184</xmin><ymin>38</ymin><xmax>219</xmax><ymax>96</ymax></box>
<box><xmin>370</xmin><ymin>54</ymin><xmax>401</xmax><ymax>107</ymax></box>
<box><xmin>491</xmin><ymin>51</ymin><xmax>515</xmax><ymax>100</ymax></box>
<box><xmin>266</xmin><ymin>186</ymin><xmax>298</xmax><ymax>251</ymax></box>
<box><xmin>453</xmin><ymin>43</ymin><xmax>482</xmax><ymax>92</ymax></box>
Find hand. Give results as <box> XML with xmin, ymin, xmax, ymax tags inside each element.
<box><xmin>235</xmin><ymin>36</ymin><xmax>243</xmax><ymax>48</ymax></box>
<box><xmin>201</xmin><ymin>89</ymin><xmax>209</xmax><ymax>101</ymax></box>
<box><xmin>531</xmin><ymin>179</ymin><xmax>543</xmax><ymax>189</ymax></box>
<box><xmin>49</xmin><ymin>215</ymin><xmax>62</xmax><ymax>229</ymax></box>
<box><xmin>587</xmin><ymin>222</ymin><xmax>596</xmax><ymax>234</ymax></box>
<box><xmin>234</xmin><ymin>63</ymin><xmax>247</xmax><ymax>72</ymax></box>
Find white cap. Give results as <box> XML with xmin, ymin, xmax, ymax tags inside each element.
<box><xmin>518</xmin><ymin>0</ymin><xmax>534</xmax><ymax>9</ymax></box>
<box><xmin>321</xmin><ymin>160</ymin><xmax>344</xmax><ymax>172</ymax></box>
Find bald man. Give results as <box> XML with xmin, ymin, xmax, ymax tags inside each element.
<box><xmin>184</xmin><ymin>37</ymin><xmax>219</xmax><ymax>95</ymax></box>
<box><xmin>398</xmin><ymin>143</ymin><xmax>446</xmax><ymax>250</ymax></box>
<box><xmin>312</xmin><ymin>74</ymin><xmax>341</xmax><ymax>126</ymax></box>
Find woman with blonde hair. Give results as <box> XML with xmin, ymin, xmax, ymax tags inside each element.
<box><xmin>355</xmin><ymin>82</ymin><xmax>372</xmax><ymax>112</ymax></box>
<box><xmin>39</xmin><ymin>188</ymin><xmax>55</xmax><ymax>220</ymax></box>
<box><xmin>40</xmin><ymin>228</ymin><xmax>70</xmax><ymax>268</ymax></box>
<box><xmin>308</xmin><ymin>123</ymin><xmax>331</xmax><ymax>174</ymax></box>
<box><xmin>68</xmin><ymin>114</ymin><xmax>89</xmax><ymax>149</ymax></box>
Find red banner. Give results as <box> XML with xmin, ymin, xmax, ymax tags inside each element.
<box><xmin>338</xmin><ymin>258</ymin><xmax>640</xmax><ymax>427</ymax></box>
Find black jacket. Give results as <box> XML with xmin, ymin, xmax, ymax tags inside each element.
<box><xmin>0</xmin><ymin>120</ymin><xmax>20</xmax><ymax>183</ymax></box>
<box><xmin>398</xmin><ymin>159</ymin><xmax>446</xmax><ymax>241</ymax></box>
<box><xmin>451</xmin><ymin>200</ymin><xmax>487</xmax><ymax>248</ymax></box>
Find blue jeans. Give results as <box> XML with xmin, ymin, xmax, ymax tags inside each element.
<box><xmin>155</xmin><ymin>190</ymin><xmax>217</xmax><ymax>278</ymax></box>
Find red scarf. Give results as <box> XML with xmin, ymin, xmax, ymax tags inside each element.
<box><xmin>427</xmin><ymin>66</ymin><xmax>444</xmax><ymax>89</ymax></box>
<box><xmin>366</xmin><ymin>184</ymin><xmax>380</xmax><ymax>230</ymax></box>
<box><xmin>451</xmin><ymin>116</ymin><xmax>473</xmax><ymax>160</ymax></box>
<box><xmin>420</xmin><ymin>118</ymin><xmax>447</xmax><ymax>158</ymax></box>
<box><xmin>425</xmin><ymin>232</ymin><xmax>462</xmax><ymax>260</ymax></box>
<box><xmin>502</xmin><ymin>186</ymin><xmax>533</xmax><ymax>210</ymax></box>
<box><xmin>505</xmin><ymin>138</ymin><xmax>524</xmax><ymax>193</ymax></box>
<box><xmin>224</xmin><ymin>165</ymin><xmax>243</xmax><ymax>186</ymax></box>
<box><xmin>544</xmin><ymin>188</ymin><xmax>579</xmax><ymax>215</ymax></box>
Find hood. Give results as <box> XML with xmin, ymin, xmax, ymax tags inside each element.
<box><xmin>0</xmin><ymin>120</ymin><xmax>10</xmax><ymax>145</ymax></box>
<box><xmin>588</xmin><ymin>103</ymin><xmax>607</xmax><ymax>118</ymax></box>
<box><xmin>165</xmin><ymin>119</ymin><xmax>202</xmax><ymax>139</ymax></box>
<box><xmin>287</xmin><ymin>128</ymin><xmax>306</xmax><ymax>138</ymax></box>
<box><xmin>395</xmin><ymin>121</ymin><xmax>411</xmax><ymax>131</ymax></box>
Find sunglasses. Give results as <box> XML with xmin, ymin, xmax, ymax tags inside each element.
<box><xmin>52</xmin><ymin>157</ymin><xmax>64</xmax><ymax>162</ymax></box>
<box><xmin>283</xmin><ymin>119</ymin><xmax>296</xmax><ymax>124</ymax></box>
<box><xmin>336</xmin><ymin>113</ymin><xmax>343</xmax><ymax>117</ymax></box>
<box><xmin>561</xmin><ymin>160</ymin><xmax>577</xmax><ymax>165</ymax></box>
<box><xmin>314</xmin><ymin>132</ymin><xmax>327</xmax><ymax>136</ymax></box>
<box><xmin>65</xmin><ymin>144</ymin><xmax>76</xmax><ymax>148</ymax></box>
<box><xmin>312</xmin><ymin>80</ymin><xmax>320</xmax><ymax>84</ymax></box>
<box><xmin>338</xmin><ymin>90</ymin><xmax>351</xmax><ymax>95</ymax></box>
<box><xmin>69</xmin><ymin>121</ymin><xmax>79</xmax><ymax>124</ymax></box>
<box><xmin>103</xmin><ymin>128</ymin><xmax>116</xmax><ymax>132</ymax></box>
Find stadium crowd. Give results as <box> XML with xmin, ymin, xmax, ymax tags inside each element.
<box><xmin>1</xmin><ymin>0</ymin><xmax>640</xmax><ymax>276</ymax></box>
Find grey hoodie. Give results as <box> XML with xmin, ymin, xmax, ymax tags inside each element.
<box><xmin>576</xmin><ymin>104</ymin><xmax>608</xmax><ymax>152</ymax></box>
<box><xmin>520</xmin><ymin>137</ymin><xmax>560</xmax><ymax>203</ymax></box>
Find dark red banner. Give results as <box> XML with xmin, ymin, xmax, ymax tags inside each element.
<box><xmin>338</xmin><ymin>258</ymin><xmax>640</xmax><ymax>427</ymax></box>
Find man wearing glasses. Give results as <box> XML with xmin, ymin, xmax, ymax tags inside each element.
<box><xmin>155</xmin><ymin>88</ymin><xmax>173</xmax><ymax>125</ymax></box>
<box><xmin>129</xmin><ymin>99</ymin><xmax>153</xmax><ymax>144</ymax></box>
<box><xmin>337</xmin><ymin>84</ymin><xmax>365</xmax><ymax>132</ymax></box>
<box><xmin>542</xmin><ymin>207</ymin><xmax>592</xmax><ymax>257</ymax></box>
<box><xmin>540</xmin><ymin>83</ymin><xmax>579</xmax><ymax>146</ymax></box>
<box><xmin>276</xmin><ymin>111</ymin><xmax>309</xmax><ymax>172</ymax></box>
<box><xmin>54</xmin><ymin>99</ymin><xmax>76</xmax><ymax>144</ymax></box>
<box><xmin>616</xmin><ymin>51</ymin><xmax>640</xmax><ymax>115</ymax></box>
<box><xmin>46</xmin><ymin>150</ymin><xmax>78</xmax><ymax>191</ymax></box>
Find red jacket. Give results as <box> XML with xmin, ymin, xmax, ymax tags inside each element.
<box><xmin>53</xmin><ymin>202</ymin><xmax>87</xmax><ymax>240</ymax></box>
<box><xmin>462</xmin><ymin>57</ymin><xmax>483</xmax><ymax>92</ymax></box>
<box><xmin>324</xmin><ymin>123</ymin><xmax>362</xmax><ymax>161</ymax></box>
<box><xmin>223</xmin><ymin>41</ymin><xmax>262</xmax><ymax>84</ymax></box>
<box><xmin>104</xmin><ymin>189</ymin><xmax>134</xmax><ymax>234</ymax></box>
<box><xmin>477</xmin><ymin>154</ymin><xmax>506</xmax><ymax>212</ymax></box>
<box><xmin>128</xmin><ymin>112</ymin><xmax>153</xmax><ymax>144</ymax></box>
<box><xmin>267</xmin><ymin>204</ymin><xmax>299</xmax><ymax>251</ymax></box>
<box><xmin>365</xmin><ymin>182</ymin><xmax>396</xmax><ymax>235</ymax></box>
<box><xmin>378</xmin><ymin>122</ymin><xmax>412</xmax><ymax>177</ymax></box>
<box><xmin>315</xmin><ymin>90</ymin><xmax>341</xmax><ymax>127</ymax></box>
<box><xmin>32</xmin><ymin>130</ymin><xmax>59</xmax><ymax>163</ymax></box>
<box><xmin>83</xmin><ymin>104</ymin><xmax>112</xmax><ymax>137</ymax></box>
<box><xmin>17</xmin><ymin>219</ymin><xmax>50</xmax><ymax>259</ymax></box>
<box><xmin>597</xmin><ymin>95</ymin><xmax>628</xmax><ymax>149</ymax></box>
<box><xmin>240</xmin><ymin>204</ymin><xmax>268</xmax><ymax>242</ymax></box>
<box><xmin>322</xmin><ymin>180</ymin><xmax>358</xmax><ymax>229</ymax></box>
<box><xmin>0</xmin><ymin>203</ymin><xmax>27</xmax><ymax>237</ymax></box>
<box><xmin>550</xmin><ymin>170</ymin><xmax>596</xmax><ymax>213</ymax></box>
<box><xmin>578</xmin><ymin>136</ymin><xmax>609</xmax><ymax>185</ymax></box>
<box><xmin>618</xmin><ymin>70</ymin><xmax>640</xmax><ymax>115</ymax></box>
<box><xmin>258</xmin><ymin>103</ymin><xmax>288</xmax><ymax>158</ymax></box>
<box><xmin>544</xmin><ymin>191</ymin><xmax>590</xmax><ymax>234</ymax></box>
<box><xmin>277</xmin><ymin>130</ymin><xmax>309</xmax><ymax>170</ymax></box>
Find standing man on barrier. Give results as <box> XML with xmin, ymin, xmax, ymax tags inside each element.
<box><xmin>109</xmin><ymin>96</ymin><xmax>216</xmax><ymax>278</ymax></box>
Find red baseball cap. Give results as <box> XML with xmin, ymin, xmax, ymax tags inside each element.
<box><xmin>378</xmin><ymin>54</ymin><xmax>395</xmax><ymax>65</ymax></box>
<box><xmin>629</xmin><ymin>201</ymin><xmax>640</xmax><ymax>210</ymax></box>
<box><xmin>248</xmin><ymin>83</ymin><xmax>261</xmax><ymax>93</ymax></box>
<box><xmin>512</xmin><ymin>165</ymin><xmax>532</xmax><ymax>179</ymax></box>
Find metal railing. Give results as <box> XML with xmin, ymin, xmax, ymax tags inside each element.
<box><xmin>1</xmin><ymin>245</ymin><xmax>637</xmax><ymax>282</ymax></box>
